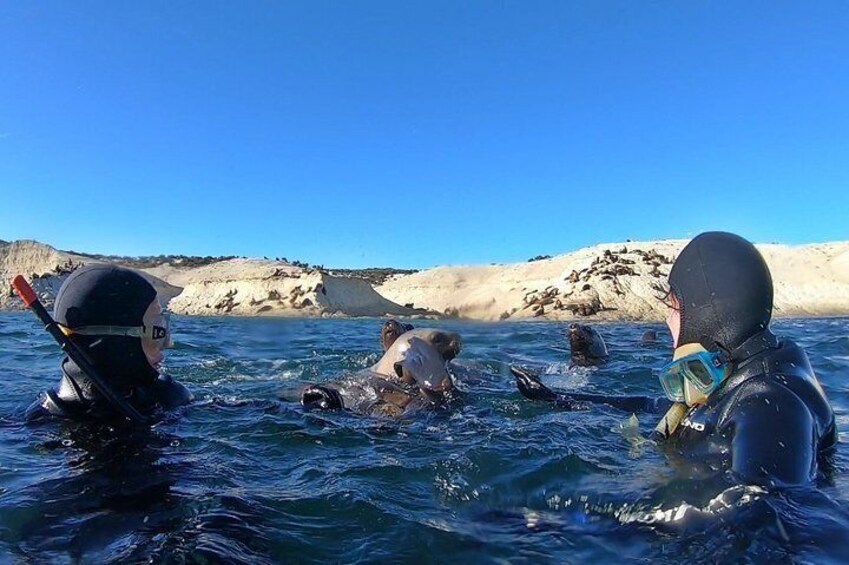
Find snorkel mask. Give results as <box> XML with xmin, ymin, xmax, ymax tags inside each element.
<box><xmin>63</xmin><ymin>309</ymin><xmax>174</xmax><ymax>350</ymax></box>
<box><xmin>658</xmin><ymin>343</ymin><xmax>731</xmax><ymax>406</ymax></box>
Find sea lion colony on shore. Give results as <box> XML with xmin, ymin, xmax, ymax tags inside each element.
<box><xmin>516</xmin><ymin>247</ymin><xmax>674</xmax><ymax>319</ymax></box>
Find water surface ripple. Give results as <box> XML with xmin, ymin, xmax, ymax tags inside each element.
<box><xmin>1</xmin><ymin>313</ymin><xmax>848</xmax><ymax>563</ymax></box>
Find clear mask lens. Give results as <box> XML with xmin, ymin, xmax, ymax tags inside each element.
<box><xmin>658</xmin><ymin>363</ymin><xmax>687</xmax><ymax>402</ymax></box>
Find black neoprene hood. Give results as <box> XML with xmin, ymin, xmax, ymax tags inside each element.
<box><xmin>668</xmin><ymin>232</ymin><xmax>774</xmax><ymax>354</ymax></box>
<box><xmin>53</xmin><ymin>264</ymin><xmax>159</xmax><ymax>386</ymax></box>
<box><xmin>54</xmin><ymin>264</ymin><xmax>155</xmax><ymax>328</ymax></box>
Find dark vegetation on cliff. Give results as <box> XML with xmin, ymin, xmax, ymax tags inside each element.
<box><xmin>64</xmin><ymin>250</ymin><xmax>240</xmax><ymax>270</ymax></box>
<box><xmin>62</xmin><ymin>248</ymin><xmax>417</xmax><ymax>284</ymax></box>
<box><xmin>325</xmin><ymin>267</ymin><xmax>419</xmax><ymax>286</ymax></box>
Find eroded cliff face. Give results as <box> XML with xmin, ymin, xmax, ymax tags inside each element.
<box><xmin>161</xmin><ymin>258</ymin><xmax>420</xmax><ymax>317</ymax></box>
<box><xmin>1</xmin><ymin>241</ymin><xmax>419</xmax><ymax>318</ymax></box>
<box><xmin>4</xmin><ymin>239</ymin><xmax>849</xmax><ymax>321</ymax></box>
<box><xmin>377</xmin><ymin>241</ymin><xmax>849</xmax><ymax>321</ymax></box>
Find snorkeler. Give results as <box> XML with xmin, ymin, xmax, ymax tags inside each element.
<box><xmin>514</xmin><ymin>232</ymin><xmax>836</xmax><ymax>487</ymax></box>
<box><xmin>23</xmin><ymin>265</ymin><xmax>192</xmax><ymax>423</ymax></box>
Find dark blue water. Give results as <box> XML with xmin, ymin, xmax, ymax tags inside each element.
<box><xmin>1</xmin><ymin>313</ymin><xmax>848</xmax><ymax>564</ymax></box>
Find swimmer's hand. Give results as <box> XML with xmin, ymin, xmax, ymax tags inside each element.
<box><xmin>301</xmin><ymin>385</ymin><xmax>344</xmax><ymax>410</ymax></box>
<box><xmin>511</xmin><ymin>366</ymin><xmax>558</xmax><ymax>402</ymax></box>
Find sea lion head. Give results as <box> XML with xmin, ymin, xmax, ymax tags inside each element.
<box><xmin>568</xmin><ymin>323</ymin><xmax>608</xmax><ymax>366</ymax></box>
<box><xmin>371</xmin><ymin>328</ymin><xmax>461</xmax><ymax>390</ymax></box>
<box><xmin>392</xmin><ymin>336</ymin><xmax>454</xmax><ymax>394</ymax></box>
<box><xmin>402</xmin><ymin>328</ymin><xmax>461</xmax><ymax>361</ymax></box>
<box><xmin>641</xmin><ymin>330</ymin><xmax>658</xmax><ymax>344</ymax></box>
<box><xmin>380</xmin><ymin>319</ymin><xmax>414</xmax><ymax>352</ymax></box>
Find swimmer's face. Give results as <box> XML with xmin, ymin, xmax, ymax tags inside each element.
<box><xmin>666</xmin><ymin>293</ymin><xmax>681</xmax><ymax>349</ymax></box>
<box><xmin>141</xmin><ymin>299</ymin><xmax>167</xmax><ymax>370</ymax></box>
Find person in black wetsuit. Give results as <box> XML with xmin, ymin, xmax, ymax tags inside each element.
<box><xmin>25</xmin><ymin>264</ymin><xmax>192</xmax><ymax>423</ymax></box>
<box><xmin>514</xmin><ymin>232</ymin><xmax>836</xmax><ymax>487</ymax></box>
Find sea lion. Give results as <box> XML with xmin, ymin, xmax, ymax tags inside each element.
<box><xmin>640</xmin><ymin>330</ymin><xmax>658</xmax><ymax>345</ymax></box>
<box><xmin>301</xmin><ymin>328</ymin><xmax>462</xmax><ymax>417</ymax></box>
<box><xmin>568</xmin><ymin>323</ymin><xmax>608</xmax><ymax>366</ymax></box>
<box><xmin>374</xmin><ymin>328</ymin><xmax>461</xmax><ymax>368</ymax></box>
<box><xmin>381</xmin><ymin>319</ymin><xmax>415</xmax><ymax>351</ymax></box>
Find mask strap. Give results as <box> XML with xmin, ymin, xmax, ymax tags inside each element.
<box><xmin>727</xmin><ymin>330</ymin><xmax>778</xmax><ymax>363</ymax></box>
<box><xmin>711</xmin><ymin>341</ymin><xmax>733</xmax><ymax>366</ymax></box>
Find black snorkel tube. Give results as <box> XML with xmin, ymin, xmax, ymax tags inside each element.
<box><xmin>12</xmin><ymin>275</ymin><xmax>151</xmax><ymax>426</ymax></box>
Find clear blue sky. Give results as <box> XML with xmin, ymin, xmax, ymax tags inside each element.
<box><xmin>1</xmin><ymin>2</ymin><xmax>847</xmax><ymax>268</ymax></box>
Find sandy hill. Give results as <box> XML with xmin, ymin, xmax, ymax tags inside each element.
<box><xmin>158</xmin><ymin>258</ymin><xmax>419</xmax><ymax>317</ymax></box>
<box><xmin>4</xmin><ymin>239</ymin><xmax>848</xmax><ymax>321</ymax></box>
<box><xmin>376</xmin><ymin>240</ymin><xmax>849</xmax><ymax>321</ymax></box>
<box><xmin>1</xmin><ymin>240</ymin><xmax>421</xmax><ymax>318</ymax></box>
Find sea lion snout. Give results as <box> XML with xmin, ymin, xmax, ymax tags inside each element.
<box><xmin>395</xmin><ymin>337</ymin><xmax>454</xmax><ymax>393</ymax></box>
<box><xmin>419</xmin><ymin>370</ymin><xmax>454</xmax><ymax>393</ymax></box>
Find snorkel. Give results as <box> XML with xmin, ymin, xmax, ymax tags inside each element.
<box><xmin>12</xmin><ymin>275</ymin><xmax>151</xmax><ymax>425</ymax></box>
<box><xmin>653</xmin><ymin>342</ymin><xmax>731</xmax><ymax>439</ymax></box>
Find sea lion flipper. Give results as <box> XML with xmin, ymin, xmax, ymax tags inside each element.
<box><xmin>301</xmin><ymin>385</ymin><xmax>345</xmax><ymax>410</ymax></box>
<box><xmin>510</xmin><ymin>366</ymin><xmax>558</xmax><ymax>402</ymax></box>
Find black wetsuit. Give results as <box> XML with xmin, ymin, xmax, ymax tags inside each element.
<box><xmin>667</xmin><ymin>337</ymin><xmax>836</xmax><ymax>486</ymax></box>
<box><xmin>519</xmin><ymin>333</ymin><xmax>836</xmax><ymax>486</ymax></box>
<box><xmin>23</xmin><ymin>264</ymin><xmax>193</xmax><ymax>425</ymax></box>
<box><xmin>25</xmin><ymin>358</ymin><xmax>192</xmax><ymax>423</ymax></box>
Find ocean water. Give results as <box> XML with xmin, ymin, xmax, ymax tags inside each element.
<box><xmin>1</xmin><ymin>312</ymin><xmax>848</xmax><ymax>564</ymax></box>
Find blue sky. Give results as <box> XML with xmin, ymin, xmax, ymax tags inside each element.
<box><xmin>1</xmin><ymin>2</ymin><xmax>847</xmax><ymax>268</ymax></box>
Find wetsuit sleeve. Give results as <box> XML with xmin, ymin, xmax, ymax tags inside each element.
<box><xmin>559</xmin><ymin>392</ymin><xmax>672</xmax><ymax>414</ymax></box>
<box><xmin>512</xmin><ymin>366</ymin><xmax>671</xmax><ymax>414</ymax></box>
<box><xmin>726</xmin><ymin>383</ymin><xmax>816</xmax><ymax>486</ymax></box>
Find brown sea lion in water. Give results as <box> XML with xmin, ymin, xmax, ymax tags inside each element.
<box><xmin>381</xmin><ymin>319</ymin><xmax>415</xmax><ymax>351</ymax></box>
<box><xmin>568</xmin><ymin>323</ymin><xmax>608</xmax><ymax>366</ymax></box>
<box><xmin>302</xmin><ymin>328</ymin><xmax>462</xmax><ymax>417</ymax></box>
<box><xmin>641</xmin><ymin>330</ymin><xmax>658</xmax><ymax>344</ymax></box>
<box><xmin>511</xmin><ymin>325</ymin><xmax>608</xmax><ymax>403</ymax></box>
